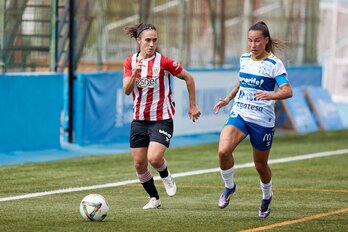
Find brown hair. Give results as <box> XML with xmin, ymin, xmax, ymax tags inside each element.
<box><xmin>124</xmin><ymin>23</ymin><xmax>157</xmax><ymax>39</ymax></box>
<box><xmin>248</xmin><ymin>21</ymin><xmax>282</xmax><ymax>53</ymax></box>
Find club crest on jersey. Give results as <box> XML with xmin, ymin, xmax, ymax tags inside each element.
<box><xmin>136</xmin><ymin>77</ymin><xmax>159</xmax><ymax>88</ymax></box>
<box><xmin>153</xmin><ymin>67</ymin><xmax>160</xmax><ymax>75</ymax></box>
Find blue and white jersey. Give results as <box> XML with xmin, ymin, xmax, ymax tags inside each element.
<box><xmin>232</xmin><ymin>52</ymin><xmax>289</xmax><ymax>127</ymax></box>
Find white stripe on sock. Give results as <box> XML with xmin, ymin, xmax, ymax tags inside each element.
<box><xmin>220</xmin><ymin>167</ymin><xmax>235</xmax><ymax>189</ymax></box>
<box><xmin>260</xmin><ymin>179</ymin><xmax>272</xmax><ymax>199</ymax></box>
<box><xmin>137</xmin><ymin>170</ymin><xmax>153</xmax><ymax>183</ymax></box>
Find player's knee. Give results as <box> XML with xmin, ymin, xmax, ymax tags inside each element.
<box><xmin>133</xmin><ymin>160</ymin><xmax>147</xmax><ymax>171</ymax></box>
<box><xmin>254</xmin><ymin>162</ymin><xmax>268</xmax><ymax>174</ymax></box>
<box><xmin>218</xmin><ymin>148</ymin><xmax>231</xmax><ymax>161</ymax></box>
<box><xmin>148</xmin><ymin>156</ymin><xmax>163</xmax><ymax>168</ymax></box>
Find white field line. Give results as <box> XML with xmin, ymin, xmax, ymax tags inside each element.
<box><xmin>1</xmin><ymin>149</ymin><xmax>348</xmax><ymax>202</ymax></box>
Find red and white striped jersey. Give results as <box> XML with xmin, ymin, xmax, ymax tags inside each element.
<box><xmin>123</xmin><ymin>52</ymin><xmax>183</xmax><ymax>121</ymax></box>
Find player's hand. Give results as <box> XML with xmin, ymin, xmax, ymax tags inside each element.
<box><xmin>189</xmin><ymin>106</ymin><xmax>201</xmax><ymax>122</ymax></box>
<box><xmin>132</xmin><ymin>58</ymin><xmax>143</xmax><ymax>76</ymax></box>
<box><xmin>254</xmin><ymin>91</ymin><xmax>271</xmax><ymax>100</ymax></box>
<box><xmin>213</xmin><ymin>98</ymin><xmax>229</xmax><ymax>114</ymax></box>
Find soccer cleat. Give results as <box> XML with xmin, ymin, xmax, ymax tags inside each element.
<box><xmin>258</xmin><ymin>195</ymin><xmax>272</xmax><ymax>218</ymax></box>
<box><xmin>162</xmin><ymin>171</ymin><xmax>177</xmax><ymax>197</ymax></box>
<box><xmin>218</xmin><ymin>184</ymin><xmax>237</xmax><ymax>209</ymax></box>
<box><xmin>143</xmin><ymin>197</ymin><xmax>161</xmax><ymax>209</ymax></box>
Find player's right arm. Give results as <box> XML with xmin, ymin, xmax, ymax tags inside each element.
<box><xmin>213</xmin><ymin>82</ymin><xmax>240</xmax><ymax>114</ymax></box>
<box><xmin>176</xmin><ymin>69</ymin><xmax>201</xmax><ymax>122</ymax></box>
<box><xmin>123</xmin><ymin>57</ymin><xmax>143</xmax><ymax>95</ymax></box>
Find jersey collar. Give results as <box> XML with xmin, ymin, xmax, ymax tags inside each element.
<box><xmin>136</xmin><ymin>52</ymin><xmax>156</xmax><ymax>61</ymax></box>
<box><xmin>251</xmin><ymin>51</ymin><xmax>270</xmax><ymax>61</ymax></box>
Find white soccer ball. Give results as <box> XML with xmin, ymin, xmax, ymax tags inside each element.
<box><xmin>80</xmin><ymin>194</ymin><xmax>109</xmax><ymax>221</ymax></box>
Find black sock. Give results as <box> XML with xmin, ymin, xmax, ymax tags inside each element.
<box><xmin>158</xmin><ymin>166</ymin><xmax>169</xmax><ymax>178</ymax></box>
<box><xmin>141</xmin><ymin>178</ymin><xmax>159</xmax><ymax>199</ymax></box>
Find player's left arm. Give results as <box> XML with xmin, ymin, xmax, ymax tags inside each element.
<box><xmin>255</xmin><ymin>62</ymin><xmax>293</xmax><ymax>101</ymax></box>
<box><xmin>255</xmin><ymin>82</ymin><xmax>293</xmax><ymax>100</ymax></box>
<box><xmin>176</xmin><ymin>69</ymin><xmax>201</xmax><ymax>122</ymax></box>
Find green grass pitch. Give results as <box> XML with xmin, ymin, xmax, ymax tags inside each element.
<box><xmin>0</xmin><ymin>129</ymin><xmax>348</xmax><ymax>231</ymax></box>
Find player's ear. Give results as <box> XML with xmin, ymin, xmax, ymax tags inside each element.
<box><xmin>136</xmin><ymin>37</ymin><xmax>141</xmax><ymax>44</ymax></box>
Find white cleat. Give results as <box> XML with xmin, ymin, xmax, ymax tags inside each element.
<box><xmin>162</xmin><ymin>171</ymin><xmax>177</xmax><ymax>197</ymax></box>
<box><xmin>143</xmin><ymin>197</ymin><xmax>161</xmax><ymax>209</ymax></box>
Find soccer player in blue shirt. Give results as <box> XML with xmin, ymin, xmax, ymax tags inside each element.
<box><xmin>213</xmin><ymin>21</ymin><xmax>293</xmax><ymax>218</ymax></box>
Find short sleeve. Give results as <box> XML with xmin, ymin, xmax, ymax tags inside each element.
<box><xmin>274</xmin><ymin>60</ymin><xmax>289</xmax><ymax>87</ymax></box>
<box><xmin>161</xmin><ymin>55</ymin><xmax>183</xmax><ymax>76</ymax></box>
<box><xmin>123</xmin><ymin>56</ymin><xmax>133</xmax><ymax>78</ymax></box>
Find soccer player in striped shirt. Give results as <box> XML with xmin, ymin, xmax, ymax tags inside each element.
<box><xmin>213</xmin><ymin>21</ymin><xmax>293</xmax><ymax>218</ymax></box>
<box><xmin>123</xmin><ymin>23</ymin><xmax>201</xmax><ymax>209</ymax></box>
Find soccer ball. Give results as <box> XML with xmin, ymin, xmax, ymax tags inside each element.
<box><xmin>80</xmin><ymin>194</ymin><xmax>109</xmax><ymax>221</ymax></box>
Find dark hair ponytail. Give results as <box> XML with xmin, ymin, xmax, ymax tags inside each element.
<box><xmin>124</xmin><ymin>23</ymin><xmax>157</xmax><ymax>39</ymax></box>
<box><xmin>248</xmin><ymin>21</ymin><xmax>282</xmax><ymax>53</ymax></box>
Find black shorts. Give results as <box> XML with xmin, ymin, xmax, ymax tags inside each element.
<box><xmin>130</xmin><ymin>119</ymin><xmax>174</xmax><ymax>148</ymax></box>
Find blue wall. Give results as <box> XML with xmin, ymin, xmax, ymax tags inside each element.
<box><xmin>287</xmin><ymin>65</ymin><xmax>322</xmax><ymax>87</ymax></box>
<box><xmin>73</xmin><ymin>72</ymin><xmax>132</xmax><ymax>145</ymax></box>
<box><xmin>71</xmin><ymin>65</ymin><xmax>324</xmax><ymax>146</ymax></box>
<box><xmin>0</xmin><ymin>73</ymin><xmax>64</xmax><ymax>153</ymax></box>
<box><xmin>0</xmin><ymin>65</ymin><xmax>324</xmax><ymax>152</ymax></box>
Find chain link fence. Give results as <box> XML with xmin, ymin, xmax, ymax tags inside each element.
<box><xmin>80</xmin><ymin>0</ymin><xmax>320</xmax><ymax>70</ymax></box>
<box><xmin>319</xmin><ymin>0</ymin><xmax>348</xmax><ymax>101</ymax></box>
<box><xmin>2</xmin><ymin>0</ymin><xmax>348</xmax><ymax>100</ymax></box>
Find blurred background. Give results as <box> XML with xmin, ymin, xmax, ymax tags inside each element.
<box><xmin>0</xmin><ymin>0</ymin><xmax>347</xmax><ymax>159</ymax></box>
<box><xmin>1</xmin><ymin>0</ymin><xmax>347</xmax><ymax>100</ymax></box>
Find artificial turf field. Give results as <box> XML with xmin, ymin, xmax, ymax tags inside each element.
<box><xmin>0</xmin><ymin>129</ymin><xmax>347</xmax><ymax>231</ymax></box>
